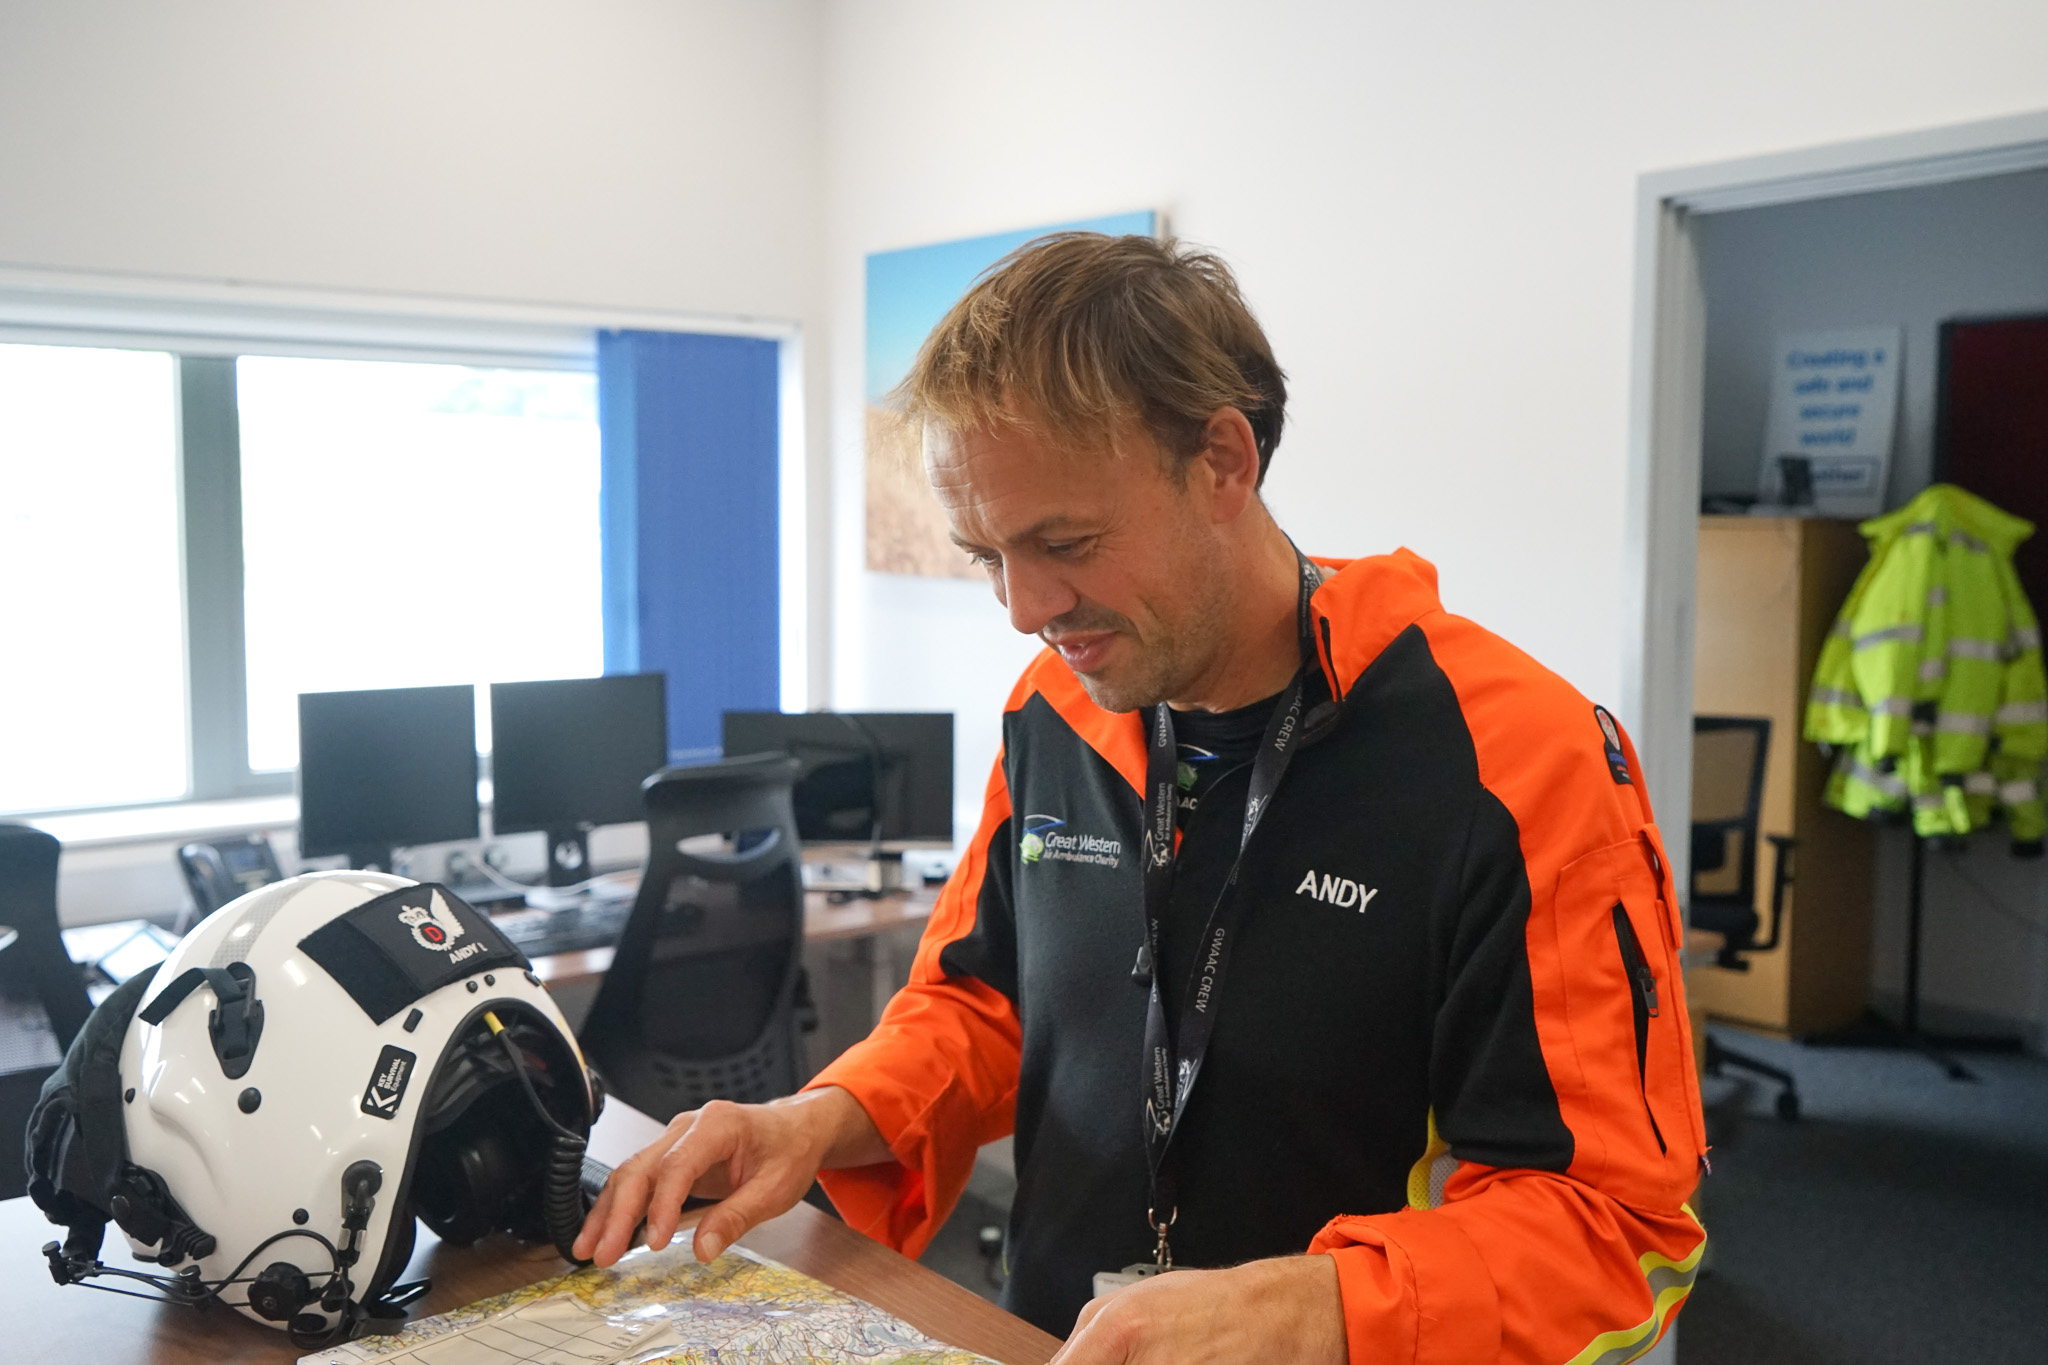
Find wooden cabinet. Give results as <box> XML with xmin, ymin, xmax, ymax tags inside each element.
<box><xmin>1689</xmin><ymin>516</ymin><xmax>1874</xmax><ymax>1035</ymax></box>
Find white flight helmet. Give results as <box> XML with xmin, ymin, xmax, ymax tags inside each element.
<box><xmin>28</xmin><ymin>872</ymin><xmax>601</xmax><ymax>1348</ymax></box>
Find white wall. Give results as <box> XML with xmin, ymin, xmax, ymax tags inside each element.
<box><xmin>819</xmin><ymin>1</ymin><xmax>2048</xmax><ymax>834</ymax></box>
<box><xmin>0</xmin><ymin>0</ymin><xmax>829</xmax><ymax>915</ymax></box>
<box><xmin>1692</xmin><ymin>171</ymin><xmax>2048</xmax><ymax>1042</ymax></box>
<box><xmin>0</xmin><ymin>0</ymin><xmax>823</xmax><ymax>325</ymax></box>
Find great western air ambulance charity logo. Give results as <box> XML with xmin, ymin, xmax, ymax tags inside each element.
<box><xmin>399</xmin><ymin>892</ymin><xmax>468</xmax><ymax>952</ymax></box>
<box><xmin>1020</xmin><ymin>814</ymin><xmax>1123</xmax><ymax>869</ymax></box>
<box><xmin>1019</xmin><ymin>814</ymin><xmax>1064</xmax><ymax>864</ymax></box>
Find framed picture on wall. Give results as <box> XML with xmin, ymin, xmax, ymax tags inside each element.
<box><xmin>864</xmin><ymin>210</ymin><xmax>1158</xmax><ymax>579</ymax></box>
<box><xmin>1755</xmin><ymin>326</ymin><xmax>1901</xmax><ymax>518</ymax></box>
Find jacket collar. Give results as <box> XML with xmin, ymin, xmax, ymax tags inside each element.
<box><xmin>1025</xmin><ymin>548</ymin><xmax>1449</xmax><ymax>795</ymax></box>
<box><xmin>1307</xmin><ymin>549</ymin><xmax>1445</xmax><ymax>702</ymax></box>
<box><xmin>1862</xmin><ymin>482</ymin><xmax>2036</xmax><ymax>555</ymax></box>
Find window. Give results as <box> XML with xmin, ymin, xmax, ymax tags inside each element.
<box><xmin>0</xmin><ymin>345</ymin><xmax>602</xmax><ymax>816</ymax></box>
<box><xmin>0</xmin><ymin>344</ymin><xmax>185</xmax><ymax>812</ymax></box>
<box><xmin>237</xmin><ymin>357</ymin><xmax>602</xmax><ymax>772</ymax></box>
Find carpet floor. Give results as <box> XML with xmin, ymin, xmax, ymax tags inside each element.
<box><xmin>914</xmin><ymin>1028</ymin><xmax>2048</xmax><ymax>1360</ymax></box>
<box><xmin>1680</xmin><ymin>1027</ymin><xmax>2048</xmax><ymax>1364</ymax></box>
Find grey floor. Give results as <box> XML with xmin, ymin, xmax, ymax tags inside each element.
<box><xmin>919</xmin><ymin>1190</ymin><xmax>1009</xmax><ymax>1306</ymax></box>
<box><xmin>915</xmin><ymin>1033</ymin><xmax>2048</xmax><ymax>1360</ymax></box>
<box><xmin>1680</xmin><ymin>1028</ymin><xmax>2048</xmax><ymax>1364</ymax></box>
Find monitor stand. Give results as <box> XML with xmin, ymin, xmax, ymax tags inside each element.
<box><xmin>347</xmin><ymin>847</ymin><xmax>399</xmax><ymax>875</ymax></box>
<box><xmin>803</xmin><ymin>849</ymin><xmax>905</xmax><ymax>897</ymax></box>
<box><xmin>866</xmin><ymin>850</ymin><xmax>905</xmax><ymax>893</ymax></box>
<box><xmin>544</xmin><ymin>828</ymin><xmax>592</xmax><ymax>887</ymax></box>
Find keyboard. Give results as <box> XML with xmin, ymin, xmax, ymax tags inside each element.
<box><xmin>489</xmin><ymin>898</ymin><xmax>634</xmax><ymax>958</ymax></box>
<box><xmin>447</xmin><ymin>881</ymin><xmax>531</xmax><ymax>911</ymax></box>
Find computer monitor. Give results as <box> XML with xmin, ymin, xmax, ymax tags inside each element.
<box><xmin>720</xmin><ymin>711</ymin><xmax>954</xmax><ymax>852</ymax></box>
<box><xmin>490</xmin><ymin>673</ymin><xmax>669</xmax><ymax>885</ymax></box>
<box><xmin>298</xmin><ymin>684</ymin><xmax>481</xmax><ymax>871</ymax></box>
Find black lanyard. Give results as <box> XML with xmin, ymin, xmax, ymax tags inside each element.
<box><xmin>1135</xmin><ymin>550</ymin><xmax>1324</xmax><ymax>1267</ymax></box>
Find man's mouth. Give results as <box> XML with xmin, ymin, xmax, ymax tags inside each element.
<box><xmin>1046</xmin><ymin>631</ymin><xmax>1117</xmax><ymax>674</ymax></box>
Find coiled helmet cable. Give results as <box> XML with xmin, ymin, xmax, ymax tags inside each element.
<box><xmin>482</xmin><ymin>1011</ymin><xmax>594</xmax><ymax>1266</ymax></box>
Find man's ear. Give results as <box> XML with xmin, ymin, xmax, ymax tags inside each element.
<box><xmin>1192</xmin><ymin>408</ymin><xmax>1263</xmax><ymax>522</ymax></box>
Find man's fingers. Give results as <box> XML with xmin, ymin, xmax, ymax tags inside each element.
<box><xmin>574</xmin><ymin>1111</ymin><xmax>709</xmax><ymax>1266</ymax></box>
<box><xmin>588</xmin><ymin>1158</ymin><xmax>657</xmax><ymax>1266</ymax></box>
<box><xmin>1051</xmin><ymin>1291</ymin><xmax>1137</xmax><ymax>1365</ymax></box>
<box><xmin>643</xmin><ymin>1109</ymin><xmax>739</xmax><ymax>1250</ymax></box>
<box><xmin>689</xmin><ymin>1161</ymin><xmax>809</xmax><ymax>1262</ymax></box>
<box><xmin>570</xmin><ymin>1176</ymin><xmax>617</xmax><ymax>1260</ymax></box>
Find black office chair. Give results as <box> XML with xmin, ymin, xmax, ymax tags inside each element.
<box><xmin>1689</xmin><ymin>716</ymin><xmax>1801</xmax><ymax>1121</ymax></box>
<box><xmin>0</xmin><ymin>824</ymin><xmax>93</xmax><ymax>1200</ymax></box>
<box><xmin>580</xmin><ymin>754</ymin><xmax>809</xmax><ymax>1118</ymax></box>
<box><xmin>0</xmin><ymin>824</ymin><xmax>91</xmax><ymax>1054</ymax></box>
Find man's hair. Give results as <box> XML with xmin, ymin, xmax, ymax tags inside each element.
<box><xmin>899</xmin><ymin>233</ymin><xmax>1288</xmax><ymax>484</ymax></box>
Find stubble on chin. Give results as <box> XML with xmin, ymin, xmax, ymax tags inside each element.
<box><xmin>1072</xmin><ymin>671</ymin><xmax>1146</xmax><ymax>715</ymax></box>
<box><xmin>1069</xmin><ymin>634</ymin><xmax>1187</xmax><ymax>714</ymax></box>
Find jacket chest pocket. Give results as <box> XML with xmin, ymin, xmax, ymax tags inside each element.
<box><xmin>1548</xmin><ymin>833</ymin><xmax>1708</xmax><ymax>1196</ymax></box>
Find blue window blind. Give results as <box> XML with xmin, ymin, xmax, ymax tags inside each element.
<box><xmin>598</xmin><ymin>330</ymin><xmax>780</xmax><ymax>758</ymax></box>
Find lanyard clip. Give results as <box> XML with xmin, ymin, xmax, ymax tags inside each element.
<box><xmin>1148</xmin><ymin>1205</ymin><xmax>1177</xmax><ymax>1269</ymax></box>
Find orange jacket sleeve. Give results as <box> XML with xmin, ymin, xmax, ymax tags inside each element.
<box><xmin>802</xmin><ymin>746</ymin><xmax>1023</xmax><ymax>1257</ymax></box>
<box><xmin>1308</xmin><ymin>648</ymin><xmax>1708</xmax><ymax>1365</ymax></box>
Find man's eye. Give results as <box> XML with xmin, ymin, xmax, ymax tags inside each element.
<box><xmin>1044</xmin><ymin>540</ymin><xmax>1088</xmax><ymax>558</ymax></box>
<box><xmin>965</xmin><ymin>548</ymin><xmax>1001</xmax><ymax>569</ymax></box>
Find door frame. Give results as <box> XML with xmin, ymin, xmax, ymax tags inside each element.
<box><xmin>1622</xmin><ymin>108</ymin><xmax>2048</xmax><ymax>872</ymax></box>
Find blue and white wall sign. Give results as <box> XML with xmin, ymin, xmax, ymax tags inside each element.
<box><xmin>1757</xmin><ymin>326</ymin><xmax>1901</xmax><ymax>518</ymax></box>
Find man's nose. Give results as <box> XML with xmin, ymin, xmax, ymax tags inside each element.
<box><xmin>1000</xmin><ymin>561</ymin><xmax>1078</xmax><ymax>637</ymax></box>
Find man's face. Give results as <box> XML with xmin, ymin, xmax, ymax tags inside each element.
<box><xmin>925</xmin><ymin>420</ymin><xmax>1232</xmax><ymax>713</ymax></box>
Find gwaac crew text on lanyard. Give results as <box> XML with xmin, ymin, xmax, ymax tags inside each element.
<box><xmin>1096</xmin><ymin>550</ymin><xmax>1337</xmax><ymax>1299</ymax></box>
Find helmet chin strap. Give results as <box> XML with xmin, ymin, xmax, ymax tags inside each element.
<box><xmin>41</xmin><ymin>1156</ymin><xmax>427</xmax><ymax>1349</ymax></box>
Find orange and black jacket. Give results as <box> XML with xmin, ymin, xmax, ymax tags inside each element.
<box><xmin>808</xmin><ymin>550</ymin><xmax>1708</xmax><ymax>1363</ymax></box>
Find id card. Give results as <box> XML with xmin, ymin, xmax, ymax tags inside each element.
<box><xmin>1091</xmin><ymin>1262</ymin><xmax>1167</xmax><ymax>1300</ymax></box>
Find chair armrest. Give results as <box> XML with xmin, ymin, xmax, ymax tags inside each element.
<box><xmin>1754</xmin><ymin>834</ymin><xmax>1797</xmax><ymax>954</ymax></box>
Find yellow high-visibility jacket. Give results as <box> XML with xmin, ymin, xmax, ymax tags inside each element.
<box><xmin>1804</xmin><ymin>484</ymin><xmax>2048</xmax><ymax>847</ymax></box>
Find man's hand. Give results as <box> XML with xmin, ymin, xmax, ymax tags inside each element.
<box><xmin>571</xmin><ymin>1086</ymin><xmax>888</xmax><ymax>1268</ymax></box>
<box><xmin>1051</xmin><ymin>1255</ymin><xmax>1346</xmax><ymax>1365</ymax></box>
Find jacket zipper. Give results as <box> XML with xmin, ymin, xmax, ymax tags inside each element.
<box><xmin>1611</xmin><ymin>903</ymin><xmax>1666</xmax><ymax>1154</ymax></box>
<box><xmin>1317</xmin><ymin>615</ymin><xmax>1344</xmax><ymax>703</ymax></box>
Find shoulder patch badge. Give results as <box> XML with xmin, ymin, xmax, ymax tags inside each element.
<box><xmin>1593</xmin><ymin>705</ymin><xmax>1632</xmax><ymax>785</ymax></box>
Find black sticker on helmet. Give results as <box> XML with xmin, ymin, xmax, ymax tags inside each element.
<box><xmin>1594</xmin><ymin>705</ymin><xmax>1632</xmax><ymax>785</ymax></box>
<box><xmin>361</xmin><ymin>1045</ymin><xmax>416</xmax><ymax>1119</ymax></box>
<box><xmin>299</xmin><ymin>883</ymin><xmax>529</xmax><ymax>1024</ymax></box>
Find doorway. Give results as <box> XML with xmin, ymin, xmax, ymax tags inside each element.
<box><xmin>1626</xmin><ymin>108</ymin><xmax>2048</xmax><ymax>1365</ymax></box>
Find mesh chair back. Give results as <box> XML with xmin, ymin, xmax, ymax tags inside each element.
<box><xmin>0</xmin><ymin>823</ymin><xmax>90</xmax><ymax>1053</ymax></box>
<box><xmin>581</xmin><ymin>754</ymin><xmax>806</xmax><ymax>1119</ymax></box>
<box><xmin>1690</xmin><ymin>717</ymin><xmax>1771</xmax><ymax>915</ymax></box>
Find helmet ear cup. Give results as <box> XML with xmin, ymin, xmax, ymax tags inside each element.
<box><xmin>413</xmin><ymin>1094</ymin><xmax>543</xmax><ymax>1246</ymax></box>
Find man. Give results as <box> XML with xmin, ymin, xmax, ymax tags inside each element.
<box><xmin>577</xmin><ymin>234</ymin><xmax>1708</xmax><ymax>1363</ymax></box>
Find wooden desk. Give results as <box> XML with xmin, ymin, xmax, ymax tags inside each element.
<box><xmin>528</xmin><ymin>886</ymin><xmax>938</xmax><ymax>991</ymax></box>
<box><xmin>0</xmin><ymin>1097</ymin><xmax>1056</xmax><ymax>1365</ymax></box>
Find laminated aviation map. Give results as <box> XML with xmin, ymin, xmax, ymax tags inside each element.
<box><xmin>300</xmin><ymin>1234</ymin><xmax>999</xmax><ymax>1365</ymax></box>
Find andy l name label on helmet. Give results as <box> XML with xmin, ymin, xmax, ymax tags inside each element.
<box><xmin>299</xmin><ymin>883</ymin><xmax>529</xmax><ymax>1024</ymax></box>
